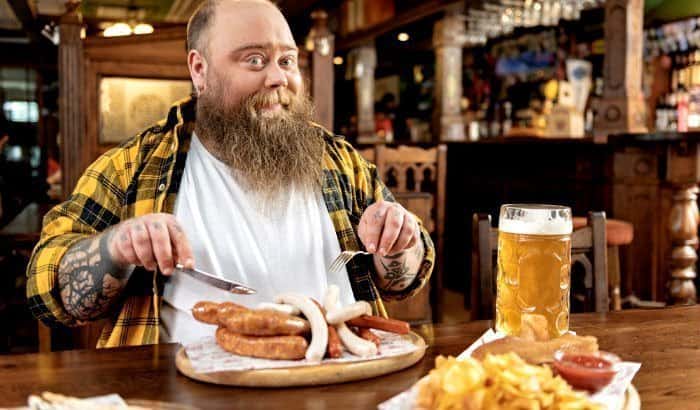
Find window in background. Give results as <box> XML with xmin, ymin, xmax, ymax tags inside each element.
<box><xmin>3</xmin><ymin>101</ymin><xmax>39</xmax><ymax>123</ymax></box>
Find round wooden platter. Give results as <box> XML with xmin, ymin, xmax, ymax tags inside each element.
<box><xmin>176</xmin><ymin>331</ymin><xmax>427</xmax><ymax>388</ymax></box>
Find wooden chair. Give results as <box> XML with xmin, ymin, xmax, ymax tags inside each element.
<box><xmin>375</xmin><ymin>144</ymin><xmax>447</xmax><ymax>324</ymax></box>
<box><xmin>573</xmin><ymin>217</ymin><xmax>634</xmax><ymax>311</ymax></box>
<box><xmin>470</xmin><ymin>211</ymin><xmax>609</xmax><ymax>321</ymax></box>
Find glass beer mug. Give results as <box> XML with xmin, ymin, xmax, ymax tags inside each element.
<box><xmin>495</xmin><ymin>204</ymin><xmax>573</xmax><ymax>339</ymax></box>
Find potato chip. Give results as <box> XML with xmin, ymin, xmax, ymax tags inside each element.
<box><xmin>416</xmin><ymin>353</ymin><xmax>603</xmax><ymax>410</ymax></box>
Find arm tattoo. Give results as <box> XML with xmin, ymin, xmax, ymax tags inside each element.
<box><xmin>373</xmin><ymin>240</ymin><xmax>425</xmax><ymax>292</ymax></box>
<box><xmin>58</xmin><ymin>230</ymin><xmax>133</xmax><ymax>321</ymax></box>
<box><xmin>378</xmin><ymin>258</ymin><xmax>412</xmax><ymax>290</ymax></box>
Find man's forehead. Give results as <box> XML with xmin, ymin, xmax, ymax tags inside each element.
<box><xmin>210</xmin><ymin>1</ymin><xmax>296</xmax><ymax>50</ymax></box>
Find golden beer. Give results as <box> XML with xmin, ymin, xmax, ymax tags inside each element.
<box><xmin>495</xmin><ymin>205</ymin><xmax>572</xmax><ymax>339</ymax></box>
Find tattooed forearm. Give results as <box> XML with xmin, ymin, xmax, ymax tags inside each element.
<box><xmin>58</xmin><ymin>230</ymin><xmax>133</xmax><ymax>321</ymax></box>
<box><xmin>373</xmin><ymin>240</ymin><xmax>424</xmax><ymax>292</ymax></box>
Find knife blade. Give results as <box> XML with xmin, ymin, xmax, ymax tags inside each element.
<box><xmin>174</xmin><ymin>264</ymin><xmax>256</xmax><ymax>295</ymax></box>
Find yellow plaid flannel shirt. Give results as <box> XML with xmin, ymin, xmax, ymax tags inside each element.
<box><xmin>26</xmin><ymin>97</ymin><xmax>434</xmax><ymax>348</ymax></box>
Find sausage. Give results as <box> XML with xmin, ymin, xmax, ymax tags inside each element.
<box><xmin>191</xmin><ymin>301</ymin><xmax>221</xmax><ymax>324</ymax></box>
<box><xmin>219</xmin><ymin>310</ymin><xmax>310</xmax><ymax>336</ymax></box>
<box><xmin>327</xmin><ymin>324</ymin><xmax>343</xmax><ymax>358</ymax></box>
<box><xmin>322</xmin><ymin>285</ymin><xmax>340</xmax><ymax>311</ymax></box>
<box><xmin>326</xmin><ymin>301</ymin><xmax>373</xmax><ymax>325</ymax></box>
<box><xmin>357</xmin><ymin>327</ymin><xmax>381</xmax><ymax>348</ymax></box>
<box><xmin>217</xmin><ymin>301</ymin><xmax>249</xmax><ymax>318</ymax></box>
<box><xmin>215</xmin><ymin>327</ymin><xmax>307</xmax><ymax>360</ymax></box>
<box><xmin>336</xmin><ymin>322</ymin><xmax>378</xmax><ymax>357</ymax></box>
<box><xmin>274</xmin><ymin>293</ymin><xmax>328</xmax><ymax>362</ymax></box>
<box><xmin>191</xmin><ymin>301</ymin><xmax>247</xmax><ymax>325</ymax></box>
<box><xmin>346</xmin><ymin>315</ymin><xmax>410</xmax><ymax>335</ymax></box>
<box><xmin>322</xmin><ymin>286</ymin><xmax>376</xmax><ymax>358</ymax></box>
<box><xmin>311</xmin><ymin>298</ymin><xmax>343</xmax><ymax>359</ymax></box>
<box><xmin>256</xmin><ymin>302</ymin><xmax>301</xmax><ymax>316</ymax></box>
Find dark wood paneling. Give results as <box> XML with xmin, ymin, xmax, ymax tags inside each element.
<box><xmin>443</xmin><ymin>140</ymin><xmax>611</xmax><ymax>300</ymax></box>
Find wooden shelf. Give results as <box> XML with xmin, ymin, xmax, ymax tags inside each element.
<box><xmin>335</xmin><ymin>0</ymin><xmax>464</xmax><ymax>51</ymax></box>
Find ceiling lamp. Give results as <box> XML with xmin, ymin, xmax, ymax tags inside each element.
<box><xmin>397</xmin><ymin>32</ymin><xmax>410</xmax><ymax>42</ymax></box>
<box><xmin>103</xmin><ymin>22</ymin><xmax>132</xmax><ymax>37</ymax></box>
<box><xmin>102</xmin><ymin>22</ymin><xmax>154</xmax><ymax>37</ymax></box>
<box><xmin>133</xmin><ymin>23</ymin><xmax>154</xmax><ymax>35</ymax></box>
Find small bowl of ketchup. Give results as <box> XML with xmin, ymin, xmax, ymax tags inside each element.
<box><xmin>552</xmin><ymin>350</ymin><xmax>621</xmax><ymax>392</ymax></box>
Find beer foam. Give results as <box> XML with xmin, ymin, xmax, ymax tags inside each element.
<box><xmin>499</xmin><ymin>215</ymin><xmax>572</xmax><ymax>235</ymax></box>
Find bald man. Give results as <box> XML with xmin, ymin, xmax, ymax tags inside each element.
<box><xmin>27</xmin><ymin>0</ymin><xmax>434</xmax><ymax>347</ymax></box>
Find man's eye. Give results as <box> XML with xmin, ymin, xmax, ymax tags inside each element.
<box><xmin>248</xmin><ymin>56</ymin><xmax>264</xmax><ymax>66</ymax></box>
<box><xmin>280</xmin><ymin>57</ymin><xmax>296</xmax><ymax>67</ymax></box>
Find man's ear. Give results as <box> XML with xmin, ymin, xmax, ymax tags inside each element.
<box><xmin>188</xmin><ymin>49</ymin><xmax>208</xmax><ymax>96</ymax></box>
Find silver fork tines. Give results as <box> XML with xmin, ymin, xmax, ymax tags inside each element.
<box><xmin>327</xmin><ymin>250</ymin><xmax>372</xmax><ymax>273</ymax></box>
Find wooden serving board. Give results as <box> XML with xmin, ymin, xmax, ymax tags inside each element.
<box><xmin>176</xmin><ymin>331</ymin><xmax>426</xmax><ymax>387</ymax></box>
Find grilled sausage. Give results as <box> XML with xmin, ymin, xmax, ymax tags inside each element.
<box><xmin>219</xmin><ymin>310</ymin><xmax>310</xmax><ymax>336</ymax></box>
<box><xmin>215</xmin><ymin>327</ymin><xmax>307</xmax><ymax>360</ymax></box>
<box><xmin>191</xmin><ymin>301</ymin><xmax>247</xmax><ymax>325</ymax></box>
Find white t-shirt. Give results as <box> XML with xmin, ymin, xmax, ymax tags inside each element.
<box><xmin>160</xmin><ymin>134</ymin><xmax>355</xmax><ymax>345</ymax></box>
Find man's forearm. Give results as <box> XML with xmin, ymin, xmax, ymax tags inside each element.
<box><xmin>372</xmin><ymin>239</ymin><xmax>424</xmax><ymax>292</ymax></box>
<box><xmin>57</xmin><ymin>229</ymin><xmax>133</xmax><ymax>321</ymax></box>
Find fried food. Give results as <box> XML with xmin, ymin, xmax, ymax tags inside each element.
<box><xmin>215</xmin><ymin>327</ymin><xmax>308</xmax><ymax>360</ymax></box>
<box><xmin>472</xmin><ymin>333</ymin><xmax>599</xmax><ymax>364</ymax></box>
<box><xmin>519</xmin><ymin>313</ymin><xmax>550</xmax><ymax>341</ymax></box>
<box><xmin>415</xmin><ymin>354</ymin><xmax>603</xmax><ymax>410</ymax></box>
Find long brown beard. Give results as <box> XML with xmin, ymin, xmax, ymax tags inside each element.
<box><xmin>195</xmin><ymin>77</ymin><xmax>325</xmax><ymax>205</ymax></box>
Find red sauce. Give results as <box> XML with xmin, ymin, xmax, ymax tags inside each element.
<box><xmin>552</xmin><ymin>353</ymin><xmax>618</xmax><ymax>392</ymax></box>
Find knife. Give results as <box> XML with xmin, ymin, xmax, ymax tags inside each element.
<box><xmin>174</xmin><ymin>264</ymin><xmax>256</xmax><ymax>294</ymax></box>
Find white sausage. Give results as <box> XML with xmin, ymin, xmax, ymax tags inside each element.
<box><xmin>323</xmin><ymin>286</ymin><xmax>377</xmax><ymax>357</ymax></box>
<box><xmin>255</xmin><ymin>302</ymin><xmax>301</xmax><ymax>316</ymax></box>
<box><xmin>336</xmin><ymin>322</ymin><xmax>378</xmax><ymax>357</ymax></box>
<box><xmin>323</xmin><ymin>285</ymin><xmax>340</xmax><ymax>311</ymax></box>
<box><xmin>274</xmin><ymin>293</ymin><xmax>328</xmax><ymax>362</ymax></box>
<box><xmin>326</xmin><ymin>301</ymin><xmax>372</xmax><ymax>325</ymax></box>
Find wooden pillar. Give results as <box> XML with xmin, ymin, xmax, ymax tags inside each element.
<box><xmin>306</xmin><ymin>10</ymin><xmax>334</xmax><ymax>131</ymax></box>
<box><xmin>350</xmin><ymin>45</ymin><xmax>376</xmax><ymax>142</ymax></box>
<box><xmin>433</xmin><ymin>13</ymin><xmax>466</xmax><ymax>142</ymax></box>
<box><xmin>666</xmin><ymin>141</ymin><xmax>699</xmax><ymax>304</ymax></box>
<box><xmin>668</xmin><ymin>185</ymin><xmax>698</xmax><ymax>304</ymax></box>
<box><xmin>58</xmin><ymin>1</ymin><xmax>85</xmax><ymax>198</ymax></box>
<box><xmin>595</xmin><ymin>0</ymin><xmax>647</xmax><ymax>135</ymax></box>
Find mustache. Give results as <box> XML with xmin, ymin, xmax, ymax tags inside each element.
<box><xmin>244</xmin><ymin>89</ymin><xmax>294</xmax><ymax>111</ymax></box>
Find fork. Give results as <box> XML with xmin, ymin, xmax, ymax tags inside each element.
<box><xmin>327</xmin><ymin>250</ymin><xmax>372</xmax><ymax>273</ymax></box>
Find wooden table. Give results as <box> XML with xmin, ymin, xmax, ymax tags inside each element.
<box><xmin>1</xmin><ymin>306</ymin><xmax>698</xmax><ymax>409</ymax></box>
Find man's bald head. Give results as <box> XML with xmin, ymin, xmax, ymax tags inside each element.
<box><xmin>186</xmin><ymin>0</ymin><xmax>280</xmax><ymax>57</ymax></box>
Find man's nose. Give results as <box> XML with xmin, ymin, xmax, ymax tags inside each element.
<box><xmin>264</xmin><ymin>63</ymin><xmax>288</xmax><ymax>89</ymax></box>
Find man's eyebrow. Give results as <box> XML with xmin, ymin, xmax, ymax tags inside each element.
<box><xmin>231</xmin><ymin>43</ymin><xmax>299</xmax><ymax>53</ymax></box>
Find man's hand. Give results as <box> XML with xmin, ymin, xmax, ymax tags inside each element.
<box><xmin>58</xmin><ymin>213</ymin><xmax>194</xmax><ymax>321</ymax></box>
<box><xmin>358</xmin><ymin>201</ymin><xmax>419</xmax><ymax>257</ymax></box>
<box><xmin>107</xmin><ymin>213</ymin><xmax>194</xmax><ymax>275</ymax></box>
<box><xmin>358</xmin><ymin>201</ymin><xmax>425</xmax><ymax>292</ymax></box>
